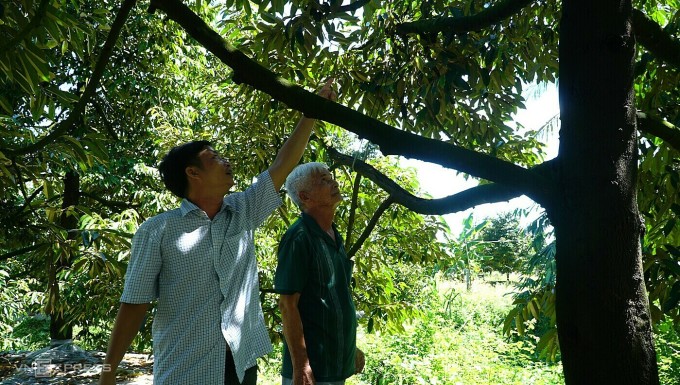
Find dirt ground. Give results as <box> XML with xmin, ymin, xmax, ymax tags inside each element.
<box><xmin>0</xmin><ymin>348</ymin><xmax>153</xmax><ymax>385</ymax></box>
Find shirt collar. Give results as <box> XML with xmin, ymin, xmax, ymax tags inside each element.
<box><xmin>300</xmin><ymin>212</ymin><xmax>338</xmax><ymax>239</ymax></box>
<box><xmin>179</xmin><ymin>197</ymin><xmax>236</xmax><ymax>217</ymax></box>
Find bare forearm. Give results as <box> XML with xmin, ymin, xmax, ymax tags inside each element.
<box><xmin>269</xmin><ymin>79</ymin><xmax>335</xmax><ymax>190</ymax></box>
<box><xmin>280</xmin><ymin>301</ymin><xmax>310</xmax><ymax>368</ymax></box>
<box><xmin>269</xmin><ymin>116</ymin><xmax>315</xmax><ymax>190</ymax></box>
<box><xmin>100</xmin><ymin>303</ymin><xmax>149</xmax><ymax>378</ymax></box>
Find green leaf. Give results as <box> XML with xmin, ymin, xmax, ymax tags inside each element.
<box><xmin>61</xmin><ymin>136</ymin><xmax>90</xmax><ymax>167</ymax></box>
<box><xmin>537</xmin><ymin>328</ymin><xmax>557</xmax><ymax>353</ymax></box>
<box><xmin>661</xmin><ymin>219</ymin><xmax>676</xmax><ymax>236</ymax></box>
<box><xmin>43</xmin><ymin>180</ymin><xmax>55</xmax><ymax>199</ymax></box>
<box><xmin>432</xmin><ymin>99</ymin><xmax>440</xmax><ymax>115</ymax></box>
<box><xmin>14</xmin><ymin>55</ymin><xmax>38</xmax><ymax>94</ymax></box>
<box><xmin>0</xmin><ymin>96</ymin><xmax>12</xmax><ymax>114</ymax></box>
<box><xmin>528</xmin><ymin>299</ymin><xmax>539</xmax><ymax>319</ymax></box>
<box><xmin>0</xmin><ymin>163</ymin><xmax>13</xmax><ymax>183</ymax></box>
<box><xmin>503</xmin><ymin>306</ymin><xmax>520</xmax><ymax>335</ymax></box>
<box><xmin>661</xmin><ymin>281</ymin><xmax>680</xmax><ymax>313</ymax></box>
<box><xmin>0</xmin><ymin>52</ymin><xmax>13</xmax><ymax>74</ymax></box>
<box><xmin>72</xmin><ymin>257</ymin><xmax>88</xmax><ymax>272</ymax></box>
<box><xmin>46</xmin><ymin>85</ymin><xmax>78</xmax><ymax>104</ymax></box>
<box><xmin>261</xmin><ymin>12</ymin><xmax>279</xmax><ymax>25</ymax></box>
<box><xmin>22</xmin><ymin>41</ymin><xmax>51</xmax><ymax>81</ymax></box>
<box><xmin>19</xmin><ymin>52</ymin><xmax>42</xmax><ymax>89</ymax></box>
<box><xmin>516</xmin><ymin>313</ymin><xmax>525</xmax><ymax>336</ymax></box>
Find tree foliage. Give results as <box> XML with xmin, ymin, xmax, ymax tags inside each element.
<box><xmin>1</xmin><ymin>0</ymin><xmax>679</xmax><ymax>382</ymax></box>
<box><xmin>478</xmin><ymin>211</ymin><xmax>532</xmax><ymax>279</ymax></box>
<box><xmin>0</xmin><ymin>0</ymin><xmax>451</xmax><ymax>349</ymax></box>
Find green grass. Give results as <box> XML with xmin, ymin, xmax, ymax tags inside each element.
<box><xmin>4</xmin><ymin>277</ymin><xmax>677</xmax><ymax>384</ymax></box>
<box><xmin>257</xmin><ymin>278</ymin><xmax>565</xmax><ymax>385</ymax></box>
<box><xmin>655</xmin><ymin>317</ymin><xmax>680</xmax><ymax>385</ymax></box>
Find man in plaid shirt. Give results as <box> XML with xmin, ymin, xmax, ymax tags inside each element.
<box><xmin>99</xmin><ymin>80</ymin><xmax>336</xmax><ymax>385</ymax></box>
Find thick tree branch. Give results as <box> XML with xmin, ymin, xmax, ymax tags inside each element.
<box><xmin>0</xmin><ymin>244</ymin><xmax>45</xmax><ymax>262</ymax></box>
<box><xmin>150</xmin><ymin>0</ymin><xmax>550</xmax><ymax>203</ymax></box>
<box><xmin>395</xmin><ymin>0</ymin><xmax>534</xmax><ymax>35</ymax></box>
<box><xmin>4</xmin><ymin>0</ymin><xmax>137</xmax><ymax>156</ymax></box>
<box><xmin>395</xmin><ymin>1</ymin><xmax>679</xmax><ymax>69</ymax></box>
<box><xmin>637</xmin><ymin>112</ymin><xmax>680</xmax><ymax>151</ymax></box>
<box><xmin>336</xmin><ymin>0</ymin><xmax>371</xmax><ymax>14</ymax></box>
<box><xmin>309</xmin><ymin>0</ymin><xmax>370</xmax><ymax>15</ymax></box>
<box><xmin>82</xmin><ymin>192</ymin><xmax>139</xmax><ymax>212</ymax></box>
<box><xmin>348</xmin><ymin>196</ymin><xmax>394</xmax><ymax>259</ymax></box>
<box><xmin>632</xmin><ymin>9</ymin><xmax>680</xmax><ymax>69</ymax></box>
<box><xmin>326</xmin><ymin>147</ymin><xmax>527</xmax><ymax>215</ymax></box>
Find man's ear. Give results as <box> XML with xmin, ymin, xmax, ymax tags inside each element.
<box><xmin>298</xmin><ymin>190</ymin><xmax>310</xmax><ymax>204</ymax></box>
<box><xmin>185</xmin><ymin>166</ymin><xmax>200</xmax><ymax>181</ymax></box>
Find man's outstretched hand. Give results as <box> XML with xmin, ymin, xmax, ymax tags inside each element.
<box><xmin>317</xmin><ymin>78</ymin><xmax>337</xmax><ymax>102</ymax></box>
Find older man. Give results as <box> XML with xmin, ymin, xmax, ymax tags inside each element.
<box><xmin>275</xmin><ymin>162</ymin><xmax>365</xmax><ymax>385</ymax></box>
<box><xmin>99</xmin><ymin>81</ymin><xmax>335</xmax><ymax>385</ymax></box>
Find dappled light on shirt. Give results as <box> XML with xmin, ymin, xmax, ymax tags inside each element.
<box><xmin>176</xmin><ymin>228</ymin><xmax>207</xmax><ymax>253</ymax></box>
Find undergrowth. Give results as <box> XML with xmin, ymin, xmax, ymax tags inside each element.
<box><xmin>258</xmin><ymin>278</ymin><xmax>565</xmax><ymax>385</ymax></box>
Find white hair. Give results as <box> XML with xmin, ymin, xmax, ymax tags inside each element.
<box><xmin>285</xmin><ymin>162</ymin><xmax>329</xmax><ymax>208</ymax></box>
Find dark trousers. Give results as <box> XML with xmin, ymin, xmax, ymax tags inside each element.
<box><xmin>225</xmin><ymin>348</ymin><xmax>257</xmax><ymax>385</ymax></box>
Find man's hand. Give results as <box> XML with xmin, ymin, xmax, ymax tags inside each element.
<box><xmin>293</xmin><ymin>363</ymin><xmax>316</xmax><ymax>385</ymax></box>
<box><xmin>317</xmin><ymin>78</ymin><xmax>337</xmax><ymax>102</ymax></box>
<box><xmin>354</xmin><ymin>347</ymin><xmax>365</xmax><ymax>374</ymax></box>
<box><xmin>267</xmin><ymin>77</ymin><xmax>338</xmax><ymax>190</ymax></box>
<box><xmin>98</xmin><ymin>371</ymin><xmax>116</xmax><ymax>385</ymax></box>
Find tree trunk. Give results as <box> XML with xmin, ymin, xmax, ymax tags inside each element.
<box><xmin>49</xmin><ymin>170</ymin><xmax>79</xmax><ymax>345</ymax></box>
<box><xmin>465</xmin><ymin>268</ymin><xmax>471</xmax><ymax>291</ymax></box>
<box><xmin>552</xmin><ymin>0</ymin><xmax>659</xmax><ymax>383</ymax></box>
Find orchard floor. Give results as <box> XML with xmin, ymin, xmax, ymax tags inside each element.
<box><xmin>2</xmin><ymin>277</ymin><xmax>567</xmax><ymax>385</ymax></box>
<box><xmin>0</xmin><ymin>349</ymin><xmax>153</xmax><ymax>385</ymax></box>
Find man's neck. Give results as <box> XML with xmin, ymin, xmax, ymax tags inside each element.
<box><xmin>186</xmin><ymin>193</ymin><xmax>225</xmax><ymax>220</ymax></box>
<box><xmin>304</xmin><ymin>207</ymin><xmax>336</xmax><ymax>231</ymax></box>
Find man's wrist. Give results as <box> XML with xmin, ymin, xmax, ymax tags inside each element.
<box><xmin>291</xmin><ymin>359</ymin><xmax>311</xmax><ymax>369</ymax></box>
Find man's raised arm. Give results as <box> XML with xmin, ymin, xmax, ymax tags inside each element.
<box><xmin>268</xmin><ymin>78</ymin><xmax>336</xmax><ymax>190</ymax></box>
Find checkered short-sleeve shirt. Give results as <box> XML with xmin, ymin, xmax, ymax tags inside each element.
<box><xmin>121</xmin><ymin>170</ymin><xmax>282</xmax><ymax>385</ymax></box>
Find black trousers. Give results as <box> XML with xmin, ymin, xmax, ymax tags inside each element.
<box><xmin>225</xmin><ymin>348</ymin><xmax>257</xmax><ymax>385</ymax></box>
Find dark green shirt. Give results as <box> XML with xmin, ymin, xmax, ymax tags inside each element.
<box><xmin>274</xmin><ymin>213</ymin><xmax>357</xmax><ymax>382</ymax></box>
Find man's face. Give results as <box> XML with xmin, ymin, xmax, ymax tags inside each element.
<box><xmin>191</xmin><ymin>147</ymin><xmax>234</xmax><ymax>193</ymax></box>
<box><xmin>303</xmin><ymin>169</ymin><xmax>342</xmax><ymax>209</ymax></box>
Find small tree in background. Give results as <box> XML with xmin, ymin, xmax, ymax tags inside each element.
<box><xmin>479</xmin><ymin>211</ymin><xmax>533</xmax><ymax>281</ymax></box>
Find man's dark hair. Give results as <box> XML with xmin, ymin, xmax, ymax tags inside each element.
<box><xmin>158</xmin><ymin>140</ymin><xmax>211</xmax><ymax>198</ymax></box>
